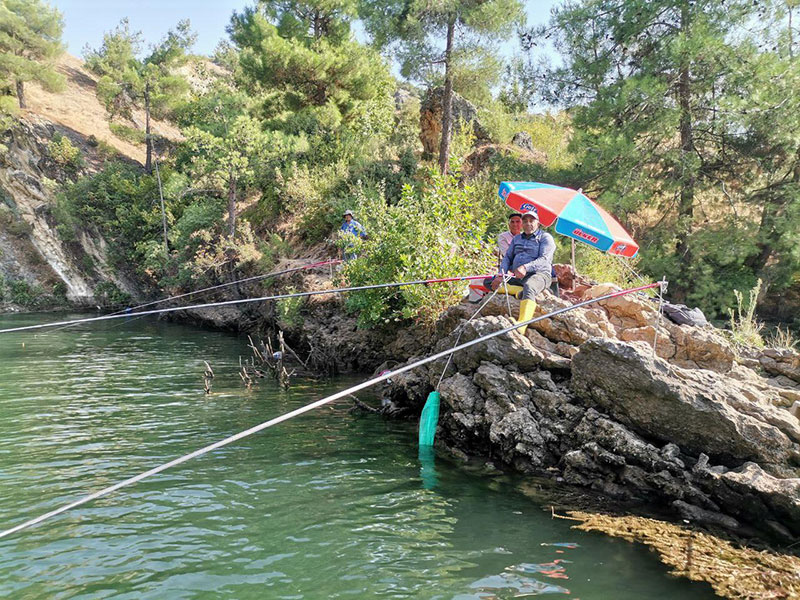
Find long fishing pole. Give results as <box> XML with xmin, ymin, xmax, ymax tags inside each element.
<box><xmin>0</xmin><ymin>281</ymin><xmax>662</xmax><ymax>540</ymax></box>
<box><xmin>0</xmin><ymin>275</ymin><xmax>491</xmax><ymax>336</ymax></box>
<box><xmin>44</xmin><ymin>259</ymin><xmax>345</xmax><ymax>336</ymax></box>
<box><xmin>120</xmin><ymin>259</ymin><xmax>342</xmax><ymax>315</ymax></box>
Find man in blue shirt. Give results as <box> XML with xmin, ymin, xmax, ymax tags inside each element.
<box><xmin>340</xmin><ymin>210</ymin><xmax>367</xmax><ymax>261</ymax></box>
<box><xmin>486</xmin><ymin>209</ymin><xmax>555</xmax><ymax>335</ymax></box>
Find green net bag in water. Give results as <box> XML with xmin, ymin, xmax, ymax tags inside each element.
<box><xmin>418</xmin><ymin>391</ymin><xmax>440</xmax><ymax>447</ymax></box>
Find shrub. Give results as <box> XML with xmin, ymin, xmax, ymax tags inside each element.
<box><xmin>94</xmin><ymin>281</ymin><xmax>131</xmax><ymax>307</ymax></box>
<box><xmin>109</xmin><ymin>122</ymin><xmax>146</xmax><ymax>144</ymax></box>
<box><xmin>342</xmin><ymin>170</ymin><xmax>496</xmax><ymax>327</ymax></box>
<box><xmin>276</xmin><ymin>288</ymin><xmax>305</xmax><ymax>329</ymax></box>
<box><xmin>48</xmin><ymin>133</ymin><xmax>84</xmax><ymax>175</ymax></box>
<box><xmin>727</xmin><ymin>279</ymin><xmax>765</xmax><ymax>349</ymax></box>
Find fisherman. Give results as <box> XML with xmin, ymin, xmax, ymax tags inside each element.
<box><xmin>486</xmin><ymin>208</ymin><xmax>555</xmax><ymax>334</ymax></box>
<box><xmin>339</xmin><ymin>209</ymin><xmax>367</xmax><ymax>261</ymax></box>
<box><xmin>497</xmin><ymin>212</ymin><xmax>522</xmax><ymax>264</ymax></box>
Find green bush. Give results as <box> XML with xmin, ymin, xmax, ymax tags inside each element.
<box><xmin>48</xmin><ymin>133</ymin><xmax>84</xmax><ymax>175</ymax></box>
<box><xmin>94</xmin><ymin>281</ymin><xmax>131</xmax><ymax>307</ymax></box>
<box><xmin>7</xmin><ymin>279</ymin><xmax>46</xmax><ymax>308</ymax></box>
<box><xmin>727</xmin><ymin>279</ymin><xmax>765</xmax><ymax>349</ymax></box>
<box><xmin>276</xmin><ymin>289</ymin><xmax>305</xmax><ymax>329</ymax></box>
<box><xmin>54</xmin><ymin>161</ymin><xmax>166</xmax><ymax>281</ymax></box>
<box><xmin>341</xmin><ymin>170</ymin><xmax>496</xmax><ymax>327</ymax></box>
<box><xmin>109</xmin><ymin>122</ymin><xmax>146</xmax><ymax>144</ymax></box>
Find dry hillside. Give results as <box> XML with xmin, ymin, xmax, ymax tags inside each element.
<box><xmin>22</xmin><ymin>53</ymin><xmax>182</xmax><ymax>165</ymax></box>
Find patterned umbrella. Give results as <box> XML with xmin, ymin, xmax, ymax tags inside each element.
<box><xmin>499</xmin><ymin>181</ymin><xmax>639</xmax><ymax>258</ymax></box>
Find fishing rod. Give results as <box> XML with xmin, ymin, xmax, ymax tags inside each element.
<box><xmin>119</xmin><ymin>259</ymin><xmax>342</xmax><ymax>315</ymax></box>
<box><xmin>0</xmin><ymin>275</ymin><xmax>491</xmax><ymax>336</ymax></box>
<box><xmin>43</xmin><ymin>259</ymin><xmax>344</xmax><ymax>336</ymax></box>
<box><xmin>0</xmin><ymin>281</ymin><xmax>662</xmax><ymax>540</ymax></box>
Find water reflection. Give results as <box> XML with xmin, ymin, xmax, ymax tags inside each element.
<box><xmin>418</xmin><ymin>445</ymin><xmax>439</xmax><ymax>490</ymax></box>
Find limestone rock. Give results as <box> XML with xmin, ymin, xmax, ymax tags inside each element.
<box><xmin>571</xmin><ymin>338</ymin><xmax>800</xmax><ymax>476</ymax></box>
<box><xmin>511</xmin><ymin>131</ymin><xmax>533</xmax><ymax>151</ymax></box>
<box><xmin>419</xmin><ymin>87</ymin><xmax>490</xmax><ymax>155</ymax></box>
<box><xmin>759</xmin><ymin>348</ymin><xmax>800</xmax><ymax>384</ymax></box>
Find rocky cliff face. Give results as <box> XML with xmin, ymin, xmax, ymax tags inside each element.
<box><xmin>0</xmin><ymin>117</ymin><xmax>139</xmax><ymax>306</ymax></box>
<box><xmin>383</xmin><ymin>285</ymin><xmax>800</xmax><ymax>543</ymax></box>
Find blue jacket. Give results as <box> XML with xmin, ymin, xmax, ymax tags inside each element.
<box><xmin>340</xmin><ymin>219</ymin><xmax>366</xmax><ymax>238</ymax></box>
<box><xmin>500</xmin><ymin>229</ymin><xmax>555</xmax><ymax>275</ymax></box>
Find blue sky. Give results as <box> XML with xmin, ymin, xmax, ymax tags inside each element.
<box><xmin>52</xmin><ymin>0</ymin><xmax>559</xmax><ymax>62</ymax></box>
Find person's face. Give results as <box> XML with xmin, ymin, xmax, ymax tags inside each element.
<box><xmin>522</xmin><ymin>215</ymin><xmax>539</xmax><ymax>234</ymax></box>
<box><xmin>344</xmin><ymin>214</ymin><xmax>352</xmax><ymax>223</ymax></box>
<box><xmin>508</xmin><ymin>216</ymin><xmax>522</xmax><ymax>236</ymax></box>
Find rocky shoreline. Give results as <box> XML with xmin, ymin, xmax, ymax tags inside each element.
<box><xmin>376</xmin><ymin>286</ymin><xmax>800</xmax><ymax>546</ymax></box>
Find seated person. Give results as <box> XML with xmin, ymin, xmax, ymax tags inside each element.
<box><xmin>484</xmin><ymin>208</ymin><xmax>555</xmax><ymax>334</ymax></box>
<box><xmin>467</xmin><ymin>213</ymin><xmax>523</xmax><ymax>303</ymax></box>
<box><xmin>497</xmin><ymin>213</ymin><xmax>522</xmax><ymax>265</ymax></box>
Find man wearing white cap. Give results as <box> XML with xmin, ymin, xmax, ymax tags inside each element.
<box><xmin>487</xmin><ymin>208</ymin><xmax>555</xmax><ymax>334</ymax></box>
<box><xmin>340</xmin><ymin>210</ymin><xmax>367</xmax><ymax>261</ymax></box>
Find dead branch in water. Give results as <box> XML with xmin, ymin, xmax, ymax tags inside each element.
<box><xmin>203</xmin><ymin>361</ymin><xmax>214</xmax><ymax>394</ymax></box>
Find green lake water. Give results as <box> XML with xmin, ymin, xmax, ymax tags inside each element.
<box><xmin>0</xmin><ymin>313</ymin><xmax>717</xmax><ymax>599</ymax></box>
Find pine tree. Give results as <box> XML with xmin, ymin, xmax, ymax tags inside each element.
<box><xmin>527</xmin><ymin>0</ymin><xmax>771</xmax><ymax>304</ymax></box>
<box><xmin>180</xmin><ymin>85</ymin><xmax>308</xmax><ymax>239</ymax></box>
<box><xmin>227</xmin><ymin>0</ymin><xmax>393</xmax><ymax>141</ymax></box>
<box><xmin>360</xmin><ymin>0</ymin><xmax>524</xmax><ymax>174</ymax></box>
<box><xmin>0</xmin><ymin>0</ymin><xmax>65</xmax><ymax>109</ymax></box>
<box><xmin>84</xmin><ymin>19</ymin><xmax>195</xmax><ymax>172</ymax></box>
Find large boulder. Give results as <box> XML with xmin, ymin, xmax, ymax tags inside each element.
<box><xmin>419</xmin><ymin>87</ymin><xmax>490</xmax><ymax>155</ymax></box>
<box><xmin>571</xmin><ymin>338</ymin><xmax>800</xmax><ymax>476</ymax></box>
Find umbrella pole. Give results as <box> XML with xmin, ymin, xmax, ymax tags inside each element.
<box><xmin>571</xmin><ymin>239</ymin><xmax>576</xmax><ymax>273</ymax></box>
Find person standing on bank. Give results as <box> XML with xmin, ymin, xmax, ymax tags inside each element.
<box><xmin>487</xmin><ymin>208</ymin><xmax>555</xmax><ymax>335</ymax></box>
<box><xmin>340</xmin><ymin>209</ymin><xmax>367</xmax><ymax>261</ymax></box>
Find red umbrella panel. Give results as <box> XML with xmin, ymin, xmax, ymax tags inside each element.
<box><xmin>499</xmin><ymin>182</ymin><xmax>639</xmax><ymax>258</ymax></box>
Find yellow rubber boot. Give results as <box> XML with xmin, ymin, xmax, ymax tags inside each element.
<box><xmin>516</xmin><ymin>299</ymin><xmax>536</xmax><ymax>335</ymax></box>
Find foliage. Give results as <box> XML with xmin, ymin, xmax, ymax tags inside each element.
<box><xmin>360</xmin><ymin>0</ymin><xmax>525</xmax><ymax>170</ymax></box>
<box><xmin>84</xmin><ymin>18</ymin><xmax>195</xmax><ymax>169</ymax></box>
<box><xmin>766</xmin><ymin>326</ymin><xmax>798</xmax><ymax>351</ymax></box>
<box><xmin>53</xmin><ymin>161</ymin><xmax>166</xmax><ymax>280</ymax></box>
<box><xmin>0</xmin><ymin>276</ymin><xmax>59</xmax><ymax>309</ymax></box>
<box><xmin>0</xmin><ymin>94</ymin><xmax>18</xmax><ymax>132</ymax></box>
<box><xmin>341</xmin><ymin>170</ymin><xmax>496</xmax><ymax>326</ymax></box>
<box><xmin>187</xmin><ymin>220</ymin><xmax>264</xmax><ymax>280</ymax></box>
<box><xmin>727</xmin><ymin>279</ymin><xmax>765</xmax><ymax>349</ymax></box>
<box><xmin>0</xmin><ymin>0</ymin><xmax>65</xmax><ymax>108</ymax></box>
<box><xmin>360</xmin><ymin>0</ymin><xmax>524</xmax><ymax>89</ymax></box>
<box><xmin>528</xmin><ymin>0</ymin><xmax>800</xmax><ymax>316</ymax></box>
<box><xmin>109</xmin><ymin>122</ymin><xmax>145</xmax><ymax>144</ymax></box>
<box><xmin>182</xmin><ymin>110</ymin><xmax>307</xmax><ymax>238</ymax></box>
<box><xmin>94</xmin><ymin>280</ymin><xmax>131</xmax><ymax>307</ymax></box>
<box><xmin>228</xmin><ymin>3</ymin><xmax>395</xmax><ymax>143</ymax></box>
<box><xmin>47</xmin><ymin>132</ymin><xmax>83</xmax><ymax>175</ymax></box>
<box><xmin>276</xmin><ymin>287</ymin><xmax>305</xmax><ymax>329</ymax></box>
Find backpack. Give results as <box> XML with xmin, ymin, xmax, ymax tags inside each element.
<box><xmin>662</xmin><ymin>302</ymin><xmax>709</xmax><ymax>327</ymax></box>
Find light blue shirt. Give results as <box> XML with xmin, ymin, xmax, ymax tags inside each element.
<box><xmin>500</xmin><ymin>229</ymin><xmax>555</xmax><ymax>275</ymax></box>
<box><xmin>340</xmin><ymin>219</ymin><xmax>366</xmax><ymax>238</ymax></box>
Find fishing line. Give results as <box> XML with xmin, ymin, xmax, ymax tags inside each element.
<box><xmin>121</xmin><ymin>259</ymin><xmax>342</xmax><ymax>315</ymax></box>
<box><xmin>0</xmin><ymin>282</ymin><xmax>661</xmax><ymax>540</ymax></box>
<box><xmin>45</xmin><ymin>259</ymin><xmax>343</xmax><ymax>336</ymax></box>
<box><xmin>437</xmin><ymin>272</ymin><xmax>512</xmax><ymax>388</ymax></box>
<box><xmin>0</xmin><ymin>275</ymin><xmax>490</xmax><ymax>336</ymax></box>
